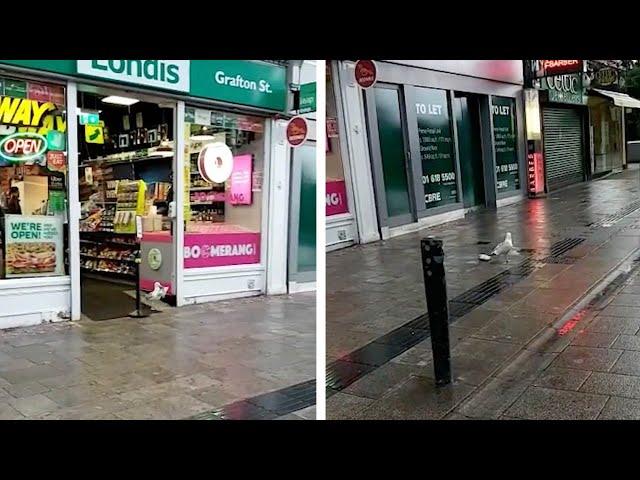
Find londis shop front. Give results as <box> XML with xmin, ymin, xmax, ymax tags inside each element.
<box><xmin>0</xmin><ymin>60</ymin><xmax>294</xmax><ymax>328</ymax></box>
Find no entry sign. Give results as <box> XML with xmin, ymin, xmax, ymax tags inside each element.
<box><xmin>286</xmin><ymin>116</ymin><xmax>308</xmax><ymax>147</ymax></box>
<box><xmin>354</xmin><ymin>60</ymin><xmax>377</xmax><ymax>89</ymax></box>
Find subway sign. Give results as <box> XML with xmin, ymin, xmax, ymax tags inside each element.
<box><xmin>533</xmin><ymin>60</ymin><xmax>583</xmax><ymax>78</ymax></box>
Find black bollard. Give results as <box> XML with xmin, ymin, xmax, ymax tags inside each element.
<box><xmin>421</xmin><ymin>236</ymin><xmax>452</xmax><ymax>386</ymax></box>
<box><xmin>129</xmin><ymin>246</ymin><xmax>148</xmax><ymax>318</ymax></box>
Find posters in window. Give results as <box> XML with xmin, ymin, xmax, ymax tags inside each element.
<box><xmin>4</xmin><ymin>214</ymin><xmax>64</xmax><ymax>277</ymax></box>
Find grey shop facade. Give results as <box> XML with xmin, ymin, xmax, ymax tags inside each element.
<box><xmin>327</xmin><ymin>60</ymin><xmax>527</xmax><ymax>246</ymax></box>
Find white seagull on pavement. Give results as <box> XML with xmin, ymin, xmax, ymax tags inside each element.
<box><xmin>479</xmin><ymin>232</ymin><xmax>520</xmax><ymax>263</ymax></box>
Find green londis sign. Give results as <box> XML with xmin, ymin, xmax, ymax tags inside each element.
<box><xmin>299</xmin><ymin>82</ymin><xmax>316</xmax><ymax>114</ymax></box>
<box><xmin>492</xmin><ymin>96</ymin><xmax>519</xmax><ymax>193</ymax></box>
<box><xmin>414</xmin><ymin>87</ymin><xmax>458</xmax><ymax>208</ymax></box>
<box><xmin>0</xmin><ymin>60</ymin><xmax>289</xmax><ymax>112</ymax></box>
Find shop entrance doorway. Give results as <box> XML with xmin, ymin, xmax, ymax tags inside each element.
<box><xmin>454</xmin><ymin>93</ymin><xmax>485</xmax><ymax>208</ymax></box>
<box><xmin>76</xmin><ymin>86</ymin><xmax>176</xmax><ymax>320</ymax></box>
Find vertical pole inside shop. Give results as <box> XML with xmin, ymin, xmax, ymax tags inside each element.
<box><xmin>421</xmin><ymin>236</ymin><xmax>452</xmax><ymax>386</ymax></box>
<box><xmin>129</xmin><ymin>215</ymin><xmax>147</xmax><ymax>318</ymax></box>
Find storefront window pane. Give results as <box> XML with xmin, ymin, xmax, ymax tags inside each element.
<box><xmin>492</xmin><ymin>96</ymin><xmax>520</xmax><ymax>192</ymax></box>
<box><xmin>0</xmin><ymin>77</ymin><xmax>68</xmax><ymax>280</ymax></box>
<box><xmin>184</xmin><ymin>107</ymin><xmax>264</xmax><ymax>268</ymax></box>
<box><xmin>414</xmin><ymin>87</ymin><xmax>458</xmax><ymax>208</ymax></box>
<box><xmin>296</xmin><ymin>143</ymin><xmax>316</xmax><ymax>273</ymax></box>
<box><xmin>326</xmin><ymin>68</ymin><xmax>349</xmax><ymax>217</ymax></box>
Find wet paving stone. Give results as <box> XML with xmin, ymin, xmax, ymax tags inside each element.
<box><xmin>358</xmin><ymin>376</ymin><xmax>475</xmax><ymax>420</ymax></box>
<box><xmin>551</xmin><ymin>346</ymin><xmax>623</xmax><ymax>372</ymax></box>
<box><xmin>580</xmin><ymin>371</ymin><xmax>640</xmax><ymax>399</ymax></box>
<box><xmin>598</xmin><ymin>396</ymin><xmax>640</xmax><ymax>420</ymax></box>
<box><xmin>326</xmin><ymin>392</ymin><xmax>374</xmax><ymax>420</ymax></box>
<box><xmin>532</xmin><ymin>367</ymin><xmax>592</xmax><ymax>391</ymax></box>
<box><xmin>584</xmin><ymin>315</ymin><xmax>640</xmax><ymax>335</ymax></box>
<box><xmin>610</xmin><ymin>350</ymin><xmax>640</xmax><ymax>376</ymax></box>
<box><xmin>342</xmin><ymin>362</ymin><xmax>424</xmax><ymax>400</ymax></box>
<box><xmin>611</xmin><ymin>335</ymin><xmax>640</xmax><ymax>351</ymax></box>
<box><xmin>505</xmin><ymin>386</ymin><xmax>609</xmax><ymax>420</ymax></box>
<box><xmin>570</xmin><ymin>331</ymin><xmax>620</xmax><ymax>348</ymax></box>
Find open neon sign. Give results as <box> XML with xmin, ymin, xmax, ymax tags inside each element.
<box><xmin>0</xmin><ymin>132</ymin><xmax>48</xmax><ymax>162</ymax></box>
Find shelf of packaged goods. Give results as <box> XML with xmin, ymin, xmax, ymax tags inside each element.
<box><xmin>80</xmin><ymin>253</ymin><xmax>136</xmax><ymax>263</ymax></box>
<box><xmin>190</xmin><ymin>201</ymin><xmax>225</xmax><ymax>206</ymax></box>
<box><xmin>81</xmin><ymin>268</ymin><xmax>136</xmax><ymax>283</ymax></box>
<box><xmin>81</xmin><ymin>154</ymin><xmax>173</xmax><ymax>167</ymax></box>
<box><xmin>189</xmin><ymin>186</ymin><xmax>224</xmax><ymax>191</ymax></box>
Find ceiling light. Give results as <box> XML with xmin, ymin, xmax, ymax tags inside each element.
<box><xmin>101</xmin><ymin>95</ymin><xmax>139</xmax><ymax>106</ymax></box>
<box><xmin>190</xmin><ymin>134</ymin><xmax>216</xmax><ymax>141</ymax></box>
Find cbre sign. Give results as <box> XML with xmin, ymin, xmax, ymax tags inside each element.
<box><xmin>533</xmin><ymin>60</ymin><xmax>583</xmax><ymax>78</ymax></box>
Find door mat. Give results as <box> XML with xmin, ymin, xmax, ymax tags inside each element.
<box><xmin>81</xmin><ymin>277</ymin><xmax>159</xmax><ymax>321</ymax></box>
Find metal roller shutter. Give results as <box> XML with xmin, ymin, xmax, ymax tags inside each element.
<box><xmin>542</xmin><ymin>107</ymin><xmax>585</xmax><ymax>191</ymax></box>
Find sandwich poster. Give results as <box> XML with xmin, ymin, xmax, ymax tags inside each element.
<box><xmin>4</xmin><ymin>214</ymin><xmax>64</xmax><ymax>277</ymax></box>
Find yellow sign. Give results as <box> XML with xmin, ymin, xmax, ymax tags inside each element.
<box><xmin>0</xmin><ymin>96</ymin><xmax>66</xmax><ymax>136</ymax></box>
<box><xmin>85</xmin><ymin>125</ymin><xmax>104</xmax><ymax>144</ymax></box>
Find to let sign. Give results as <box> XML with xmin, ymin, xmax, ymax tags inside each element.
<box><xmin>354</xmin><ymin>60</ymin><xmax>377</xmax><ymax>89</ymax></box>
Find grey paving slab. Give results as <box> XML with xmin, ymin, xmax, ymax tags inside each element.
<box><xmin>505</xmin><ymin>386</ymin><xmax>609</xmax><ymax>420</ymax></box>
<box><xmin>430</xmin><ymin>338</ymin><xmax>521</xmax><ymax>386</ymax></box>
<box><xmin>580</xmin><ymin>371</ymin><xmax>640</xmax><ymax>399</ymax></box>
<box><xmin>610</xmin><ymin>350</ymin><xmax>640</xmax><ymax>376</ymax></box>
<box><xmin>532</xmin><ymin>367</ymin><xmax>592</xmax><ymax>392</ymax></box>
<box><xmin>0</xmin><ymin>293</ymin><xmax>314</xmax><ymax>419</ymax></box>
<box><xmin>611</xmin><ymin>335</ymin><xmax>640</xmax><ymax>351</ymax></box>
<box><xmin>550</xmin><ymin>346</ymin><xmax>623</xmax><ymax>372</ymax></box>
<box><xmin>7</xmin><ymin>394</ymin><xmax>60</xmax><ymax>417</ymax></box>
<box><xmin>359</xmin><ymin>377</ymin><xmax>475</xmax><ymax>420</ymax></box>
<box><xmin>570</xmin><ymin>331</ymin><xmax>620</xmax><ymax>348</ymax></box>
<box><xmin>598</xmin><ymin>396</ymin><xmax>640</xmax><ymax>420</ymax></box>
<box><xmin>608</xmin><ymin>293</ymin><xmax>640</xmax><ymax>307</ymax></box>
<box><xmin>0</xmin><ymin>402</ymin><xmax>25</xmax><ymax>420</ymax></box>
<box><xmin>342</xmin><ymin>362</ymin><xmax>424</xmax><ymax>400</ymax></box>
<box><xmin>585</xmin><ymin>315</ymin><xmax>640</xmax><ymax>335</ymax></box>
<box><xmin>326</xmin><ymin>392</ymin><xmax>375</xmax><ymax>420</ymax></box>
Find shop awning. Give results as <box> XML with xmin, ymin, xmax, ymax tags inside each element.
<box><xmin>590</xmin><ymin>88</ymin><xmax>640</xmax><ymax>108</ymax></box>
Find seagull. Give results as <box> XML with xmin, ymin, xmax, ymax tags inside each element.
<box><xmin>147</xmin><ymin>282</ymin><xmax>169</xmax><ymax>301</ymax></box>
<box><xmin>479</xmin><ymin>232</ymin><xmax>520</xmax><ymax>263</ymax></box>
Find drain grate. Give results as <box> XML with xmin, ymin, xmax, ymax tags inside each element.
<box><xmin>191</xmin><ymin>378</ymin><xmax>317</xmax><ymax>420</ymax></box>
<box><xmin>587</xmin><ymin>200</ymin><xmax>640</xmax><ymax>228</ymax></box>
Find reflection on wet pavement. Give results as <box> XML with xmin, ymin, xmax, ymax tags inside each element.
<box><xmin>327</xmin><ymin>167</ymin><xmax>640</xmax><ymax>420</ymax></box>
<box><xmin>0</xmin><ymin>293</ymin><xmax>315</xmax><ymax>420</ymax></box>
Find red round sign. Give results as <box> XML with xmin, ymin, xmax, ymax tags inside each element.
<box><xmin>354</xmin><ymin>60</ymin><xmax>377</xmax><ymax>89</ymax></box>
<box><xmin>286</xmin><ymin>116</ymin><xmax>308</xmax><ymax>147</ymax></box>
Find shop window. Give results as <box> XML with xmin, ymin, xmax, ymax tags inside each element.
<box><xmin>0</xmin><ymin>77</ymin><xmax>68</xmax><ymax>280</ymax></box>
<box><xmin>77</xmin><ymin>91</ymin><xmax>174</xmax><ymax>285</ymax></box>
<box><xmin>326</xmin><ymin>68</ymin><xmax>349</xmax><ymax>217</ymax></box>
<box><xmin>492</xmin><ymin>96</ymin><xmax>520</xmax><ymax>192</ymax></box>
<box><xmin>295</xmin><ymin>143</ymin><xmax>316</xmax><ymax>274</ymax></box>
<box><xmin>183</xmin><ymin>107</ymin><xmax>264</xmax><ymax>268</ymax></box>
<box><xmin>414</xmin><ymin>86</ymin><xmax>458</xmax><ymax>209</ymax></box>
